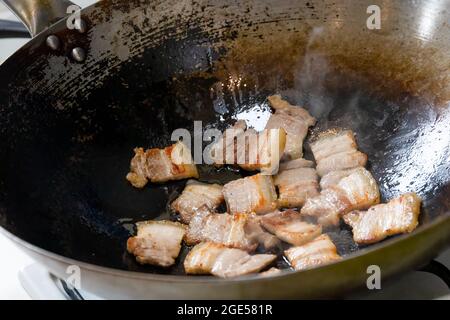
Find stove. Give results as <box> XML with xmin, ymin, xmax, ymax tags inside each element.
<box><xmin>0</xmin><ymin>0</ymin><xmax>449</xmax><ymax>300</ymax></box>
<box><xmin>14</xmin><ymin>251</ymin><xmax>450</xmax><ymax>300</ymax></box>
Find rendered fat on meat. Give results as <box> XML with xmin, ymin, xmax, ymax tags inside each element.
<box><xmin>320</xmin><ymin>168</ymin><xmax>361</xmax><ymax>189</ymax></box>
<box><xmin>238</xmin><ymin>128</ymin><xmax>287</xmax><ymax>175</ymax></box>
<box><xmin>259</xmin><ymin>267</ymin><xmax>282</xmax><ymax>277</ymax></box>
<box><xmin>244</xmin><ymin>215</ymin><xmax>281</xmax><ymax>250</ymax></box>
<box><xmin>185</xmin><ymin>207</ymin><xmax>257</xmax><ymax>252</ymax></box>
<box><xmin>183</xmin><ymin>242</ymin><xmax>224</xmax><ymax>275</ymax></box>
<box><xmin>184</xmin><ymin>242</ymin><xmax>277</xmax><ymax>278</ymax></box>
<box><xmin>127</xmin><ymin>220</ymin><xmax>186</xmax><ymax>267</ymax></box>
<box><xmin>316</xmin><ymin>150</ymin><xmax>367</xmax><ymax>177</ymax></box>
<box><xmin>223</xmin><ymin>174</ymin><xmax>278</xmax><ymax>215</ymax></box>
<box><xmin>266</xmin><ymin>95</ymin><xmax>316</xmax><ymax>160</ymax></box>
<box><xmin>210</xmin><ymin>120</ymin><xmax>286</xmax><ymax>175</ymax></box>
<box><xmin>126</xmin><ymin>141</ymin><xmax>198</xmax><ymax>188</ymax></box>
<box><xmin>171</xmin><ymin>180</ymin><xmax>224</xmax><ymax>223</ymax></box>
<box><xmin>274</xmin><ymin>159</ymin><xmax>320</xmax><ymax>208</ymax></box>
<box><xmin>209</xmin><ymin>120</ymin><xmax>247</xmax><ymax>166</ymax></box>
<box><xmin>260</xmin><ymin>210</ymin><xmax>322</xmax><ymax>246</ymax></box>
<box><xmin>279</xmin><ymin>158</ymin><xmax>314</xmax><ymax>171</ymax></box>
<box><xmin>310</xmin><ymin>130</ymin><xmax>367</xmax><ymax>177</ymax></box>
<box><xmin>311</xmin><ymin>130</ymin><xmax>357</xmax><ymax>161</ymax></box>
<box><xmin>284</xmin><ymin>234</ymin><xmax>341</xmax><ymax>271</ymax></box>
<box><xmin>301</xmin><ymin>167</ymin><xmax>380</xmax><ymax>226</ymax></box>
<box><xmin>343</xmin><ymin>193</ymin><xmax>422</xmax><ymax>244</ymax></box>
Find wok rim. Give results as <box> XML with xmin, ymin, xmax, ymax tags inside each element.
<box><xmin>0</xmin><ymin>0</ymin><xmax>449</xmax><ymax>287</ymax></box>
<box><xmin>1</xmin><ymin>214</ymin><xmax>449</xmax><ymax>284</ymax></box>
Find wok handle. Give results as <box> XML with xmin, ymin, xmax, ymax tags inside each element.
<box><xmin>0</xmin><ymin>19</ymin><xmax>30</xmax><ymax>38</ymax></box>
<box><xmin>1</xmin><ymin>0</ymin><xmax>76</xmax><ymax>37</ymax></box>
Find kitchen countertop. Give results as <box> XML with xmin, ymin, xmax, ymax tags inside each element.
<box><xmin>0</xmin><ymin>235</ymin><xmax>32</xmax><ymax>299</ymax></box>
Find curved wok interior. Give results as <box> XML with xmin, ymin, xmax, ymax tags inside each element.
<box><xmin>0</xmin><ymin>0</ymin><xmax>449</xmax><ymax>275</ymax></box>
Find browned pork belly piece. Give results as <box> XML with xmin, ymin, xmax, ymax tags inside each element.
<box><xmin>185</xmin><ymin>207</ymin><xmax>257</xmax><ymax>252</ymax></box>
<box><xmin>184</xmin><ymin>242</ymin><xmax>224</xmax><ymax>275</ymax></box>
<box><xmin>301</xmin><ymin>167</ymin><xmax>380</xmax><ymax>226</ymax></box>
<box><xmin>343</xmin><ymin>193</ymin><xmax>422</xmax><ymax>244</ymax></box>
<box><xmin>274</xmin><ymin>160</ymin><xmax>320</xmax><ymax>208</ymax></box>
<box><xmin>244</xmin><ymin>215</ymin><xmax>281</xmax><ymax>250</ymax></box>
<box><xmin>310</xmin><ymin>130</ymin><xmax>367</xmax><ymax>177</ymax></box>
<box><xmin>223</xmin><ymin>174</ymin><xmax>278</xmax><ymax>215</ymax></box>
<box><xmin>311</xmin><ymin>130</ymin><xmax>357</xmax><ymax>162</ymax></box>
<box><xmin>266</xmin><ymin>95</ymin><xmax>316</xmax><ymax>160</ymax></box>
<box><xmin>260</xmin><ymin>267</ymin><xmax>282</xmax><ymax>276</ymax></box>
<box><xmin>316</xmin><ymin>150</ymin><xmax>367</xmax><ymax>177</ymax></box>
<box><xmin>210</xmin><ymin>120</ymin><xmax>286</xmax><ymax>175</ymax></box>
<box><xmin>238</xmin><ymin>128</ymin><xmax>287</xmax><ymax>175</ymax></box>
<box><xmin>260</xmin><ymin>210</ymin><xmax>322</xmax><ymax>246</ymax></box>
<box><xmin>171</xmin><ymin>180</ymin><xmax>223</xmax><ymax>224</ymax></box>
<box><xmin>210</xmin><ymin>120</ymin><xmax>247</xmax><ymax>165</ymax></box>
<box><xmin>184</xmin><ymin>242</ymin><xmax>276</xmax><ymax>278</ymax></box>
<box><xmin>284</xmin><ymin>234</ymin><xmax>341</xmax><ymax>271</ymax></box>
<box><xmin>126</xmin><ymin>141</ymin><xmax>198</xmax><ymax>188</ymax></box>
<box><xmin>127</xmin><ymin>221</ymin><xmax>186</xmax><ymax>267</ymax></box>
<box><xmin>320</xmin><ymin>168</ymin><xmax>361</xmax><ymax>189</ymax></box>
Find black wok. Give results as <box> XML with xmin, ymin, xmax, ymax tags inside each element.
<box><xmin>0</xmin><ymin>0</ymin><xmax>449</xmax><ymax>299</ymax></box>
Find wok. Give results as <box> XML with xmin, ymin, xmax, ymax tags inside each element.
<box><xmin>0</xmin><ymin>0</ymin><xmax>449</xmax><ymax>299</ymax></box>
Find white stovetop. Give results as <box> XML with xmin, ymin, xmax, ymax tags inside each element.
<box><xmin>0</xmin><ymin>0</ymin><xmax>97</xmax><ymax>300</ymax></box>
<box><xmin>0</xmin><ymin>0</ymin><xmax>448</xmax><ymax>300</ymax></box>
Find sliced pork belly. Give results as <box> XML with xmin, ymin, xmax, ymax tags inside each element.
<box><xmin>260</xmin><ymin>210</ymin><xmax>322</xmax><ymax>246</ymax></box>
<box><xmin>266</xmin><ymin>95</ymin><xmax>316</xmax><ymax>160</ymax></box>
<box><xmin>184</xmin><ymin>242</ymin><xmax>276</xmax><ymax>278</ymax></box>
<box><xmin>343</xmin><ymin>193</ymin><xmax>421</xmax><ymax>244</ymax></box>
<box><xmin>184</xmin><ymin>242</ymin><xmax>224</xmax><ymax>275</ymax></box>
<box><xmin>238</xmin><ymin>128</ymin><xmax>287</xmax><ymax>175</ymax></box>
<box><xmin>223</xmin><ymin>174</ymin><xmax>277</xmax><ymax>215</ymax></box>
<box><xmin>212</xmin><ymin>248</ymin><xmax>276</xmax><ymax>278</ymax></box>
<box><xmin>210</xmin><ymin>120</ymin><xmax>247</xmax><ymax>166</ymax></box>
<box><xmin>185</xmin><ymin>207</ymin><xmax>257</xmax><ymax>252</ymax></box>
<box><xmin>316</xmin><ymin>150</ymin><xmax>367</xmax><ymax>177</ymax></box>
<box><xmin>274</xmin><ymin>161</ymin><xmax>320</xmax><ymax>208</ymax></box>
<box><xmin>284</xmin><ymin>234</ymin><xmax>341</xmax><ymax>271</ymax></box>
<box><xmin>244</xmin><ymin>215</ymin><xmax>281</xmax><ymax>250</ymax></box>
<box><xmin>279</xmin><ymin>158</ymin><xmax>314</xmax><ymax>171</ymax></box>
<box><xmin>171</xmin><ymin>180</ymin><xmax>223</xmax><ymax>223</ymax></box>
<box><xmin>310</xmin><ymin>130</ymin><xmax>367</xmax><ymax>177</ymax></box>
<box><xmin>260</xmin><ymin>267</ymin><xmax>282</xmax><ymax>276</ymax></box>
<box><xmin>311</xmin><ymin>130</ymin><xmax>358</xmax><ymax>162</ymax></box>
<box><xmin>126</xmin><ymin>142</ymin><xmax>198</xmax><ymax>188</ymax></box>
<box><xmin>320</xmin><ymin>168</ymin><xmax>361</xmax><ymax>189</ymax></box>
<box><xmin>301</xmin><ymin>189</ymin><xmax>350</xmax><ymax>226</ymax></box>
<box><xmin>210</xmin><ymin>121</ymin><xmax>286</xmax><ymax>174</ymax></box>
<box><xmin>127</xmin><ymin>221</ymin><xmax>186</xmax><ymax>267</ymax></box>
<box><xmin>301</xmin><ymin>167</ymin><xmax>380</xmax><ymax>226</ymax></box>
